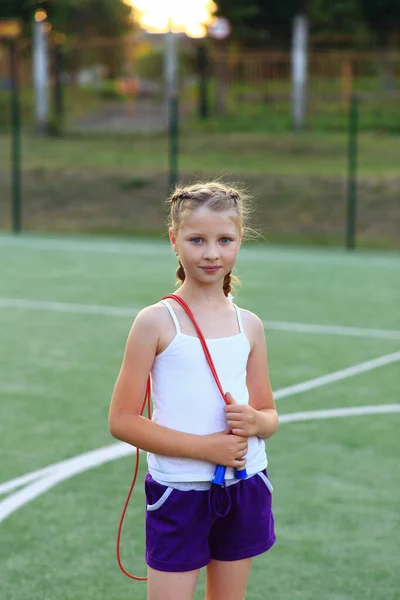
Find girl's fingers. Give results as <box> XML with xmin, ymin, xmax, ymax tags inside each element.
<box><xmin>227</xmin><ymin>414</ymin><xmax>244</xmax><ymax>423</ymax></box>
<box><xmin>236</xmin><ymin>438</ymin><xmax>248</xmax><ymax>447</ymax></box>
<box><xmin>225</xmin><ymin>392</ymin><xmax>237</xmax><ymax>405</ymax></box>
<box><xmin>228</xmin><ymin>421</ymin><xmax>249</xmax><ymax>432</ymax></box>
<box><xmin>235</xmin><ymin>449</ymin><xmax>246</xmax><ymax>459</ymax></box>
<box><xmin>228</xmin><ymin>421</ymin><xmax>244</xmax><ymax>430</ymax></box>
<box><xmin>226</xmin><ymin>425</ymin><xmax>244</xmax><ymax>436</ymax></box>
<box><xmin>224</xmin><ymin>405</ymin><xmax>243</xmax><ymax>414</ymax></box>
<box><xmin>232</xmin><ymin>428</ymin><xmax>247</xmax><ymax>436</ymax></box>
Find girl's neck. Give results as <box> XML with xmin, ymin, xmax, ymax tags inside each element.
<box><xmin>174</xmin><ymin>281</ymin><xmax>229</xmax><ymax>310</ymax></box>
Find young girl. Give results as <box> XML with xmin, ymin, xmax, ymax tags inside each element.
<box><xmin>109</xmin><ymin>182</ymin><xmax>278</xmax><ymax>600</ymax></box>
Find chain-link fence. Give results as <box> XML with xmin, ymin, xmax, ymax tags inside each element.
<box><xmin>1</xmin><ymin>35</ymin><xmax>399</xmax><ymax>247</ymax></box>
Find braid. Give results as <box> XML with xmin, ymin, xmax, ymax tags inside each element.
<box><xmin>223</xmin><ymin>272</ymin><xmax>232</xmax><ymax>297</ymax></box>
<box><xmin>176</xmin><ymin>261</ymin><xmax>185</xmax><ymax>284</ymax></box>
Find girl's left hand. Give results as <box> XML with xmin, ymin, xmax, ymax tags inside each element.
<box><xmin>224</xmin><ymin>392</ymin><xmax>258</xmax><ymax>437</ymax></box>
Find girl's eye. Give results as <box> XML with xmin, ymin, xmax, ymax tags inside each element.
<box><xmin>220</xmin><ymin>237</ymin><xmax>232</xmax><ymax>243</ymax></box>
<box><xmin>191</xmin><ymin>237</ymin><xmax>202</xmax><ymax>244</ymax></box>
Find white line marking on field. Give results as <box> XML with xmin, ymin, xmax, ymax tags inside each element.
<box><xmin>4</xmin><ymin>351</ymin><xmax>395</xmax><ymax>496</ymax></box>
<box><xmin>0</xmin><ymin>236</ymin><xmax>167</xmax><ymax>256</ymax></box>
<box><xmin>0</xmin><ymin>298</ymin><xmax>140</xmax><ymax>318</ymax></box>
<box><xmin>261</xmin><ymin>321</ymin><xmax>400</xmax><ymax>341</ymax></box>
<box><xmin>0</xmin><ymin>444</ymin><xmax>133</xmax><ymax>518</ymax></box>
<box><xmin>0</xmin><ymin>465</ymin><xmax>57</xmax><ymax>495</ymax></box>
<box><xmin>1</xmin><ymin>347</ymin><xmax>399</xmax><ymax>523</ymax></box>
<box><xmin>1</xmin><ymin>402</ymin><xmax>399</xmax><ymax>523</ymax></box>
<box><xmin>1</xmin><ymin>297</ymin><xmax>399</xmax><ymax>341</ymax></box>
<box><xmin>274</xmin><ymin>351</ymin><xmax>400</xmax><ymax>400</ymax></box>
<box><xmin>278</xmin><ymin>404</ymin><xmax>400</xmax><ymax>423</ymax></box>
<box><xmin>0</xmin><ymin>234</ymin><xmax>399</xmax><ymax>269</ymax></box>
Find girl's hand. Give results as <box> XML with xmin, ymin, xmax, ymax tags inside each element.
<box><xmin>202</xmin><ymin>429</ymin><xmax>248</xmax><ymax>468</ymax></box>
<box><xmin>224</xmin><ymin>392</ymin><xmax>258</xmax><ymax>437</ymax></box>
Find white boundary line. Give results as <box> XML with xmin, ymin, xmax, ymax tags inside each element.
<box><xmin>278</xmin><ymin>404</ymin><xmax>400</xmax><ymax>423</ymax></box>
<box><xmin>0</xmin><ymin>298</ymin><xmax>140</xmax><ymax>318</ymax></box>
<box><xmin>261</xmin><ymin>320</ymin><xmax>400</xmax><ymax>341</ymax></box>
<box><xmin>1</xmin><ymin>404</ymin><xmax>399</xmax><ymax>523</ymax></box>
<box><xmin>2</xmin><ymin>397</ymin><xmax>399</xmax><ymax>498</ymax></box>
<box><xmin>1</xmin><ymin>235</ymin><xmax>399</xmax><ymax>269</ymax></box>
<box><xmin>1</xmin><ymin>297</ymin><xmax>399</xmax><ymax>341</ymax></box>
<box><xmin>274</xmin><ymin>351</ymin><xmax>400</xmax><ymax>399</ymax></box>
<box><xmin>1</xmin><ymin>350</ymin><xmax>399</xmax><ymax>523</ymax></box>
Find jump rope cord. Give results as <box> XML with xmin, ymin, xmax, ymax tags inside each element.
<box><xmin>116</xmin><ymin>294</ymin><xmax>230</xmax><ymax>580</ymax></box>
<box><xmin>116</xmin><ymin>378</ymin><xmax>151</xmax><ymax>581</ymax></box>
<box><xmin>162</xmin><ymin>294</ymin><xmax>229</xmax><ymax>405</ymax></box>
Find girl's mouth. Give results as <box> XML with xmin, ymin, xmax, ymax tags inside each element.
<box><xmin>201</xmin><ymin>266</ymin><xmax>221</xmax><ymax>274</ymax></box>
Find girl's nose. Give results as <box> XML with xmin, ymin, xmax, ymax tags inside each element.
<box><xmin>203</xmin><ymin>245</ymin><xmax>219</xmax><ymax>260</ymax></box>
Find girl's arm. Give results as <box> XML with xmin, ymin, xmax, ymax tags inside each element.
<box><xmin>109</xmin><ymin>306</ymin><xmax>248</xmax><ymax>468</ymax></box>
<box><xmin>224</xmin><ymin>313</ymin><xmax>278</xmax><ymax>440</ymax></box>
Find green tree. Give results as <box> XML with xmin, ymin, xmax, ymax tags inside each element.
<box><xmin>0</xmin><ymin>0</ymin><xmax>134</xmax><ymax>37</ymax></box>
<box><xmin>359</xmin><ymin>0</ymin><xmax>400</xmax><ymax>47</ymax></box>
<box><xmin>310</xmin><ymin>0</ymin><xmax>367</xmax><ymax>47</ymax></box>
<box><xmin>47</xmin><ymin>0</ymin><xmax>134</xmax><ymax>37</ymax></box>
<box><xmin>214</xmin><ymin>0</ymin><xmax>397</xmax><ymax>49</ymax></box>
<box><xmin>214</xmin><ymin>0</ymin><xmax>304</xmax><ymax>46</ymax></box>
<box><xmin>0</xmin><ymin>0</ymin><xmax>33</xmax><ymax>22</ymax></box>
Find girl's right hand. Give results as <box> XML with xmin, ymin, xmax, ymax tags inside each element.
<box><xmin>201</xmin><ymin>429</ymin><xmax>248</xmax><ymax>468</ymax></box>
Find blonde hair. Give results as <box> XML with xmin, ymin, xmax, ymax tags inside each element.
<box><xmin>167</xmin><ymin>181</ymin><xmax>252</xmax><ymax>297</ymax></box>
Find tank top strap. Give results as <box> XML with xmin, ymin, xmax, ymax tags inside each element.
<box><xmin>233</xmin><ymin>303</ymin><xmax>244</xmax><ymax>334</ymax></box>
<box><xmin>160</xmin><ymin>299</ymin><xmax>181</xmax><ymax>335</ymax></box>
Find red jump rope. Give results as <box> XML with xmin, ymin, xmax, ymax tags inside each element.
<box><xmin>116</xmin><ymin>294</ymin><xmax>247</xmax><ymax>580</ymax></box>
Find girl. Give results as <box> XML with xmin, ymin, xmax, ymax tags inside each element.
<box><xmin>109</xmin><ymin>182</ymin><xmax>278</xmax><ymax>600</ymax></box>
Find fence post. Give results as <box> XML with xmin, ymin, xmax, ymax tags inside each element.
<box><xmin>53</xmin><ymin>41</ymin><xmax>64</xmax><ymax>124</ymax></box>
<box><xmin>9</xmin><ymin>39</ymin><xmax>22</xmax><ymax>233</ymax></box>
<box><xmin>215</xmin><ymin>47</ymin><xmax>228</xmax><ymax>116</ymax></box>
<box><xmin>197</xmin><ymin>42</ymin><xmax>209</xmax><ymax>120</ymax></box>
<box><xmin>346</xmin><ymin>95</ymin><xmax>358</xmax><ymax>250</ymax></box>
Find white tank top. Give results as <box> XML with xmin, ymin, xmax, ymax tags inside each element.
<box><xmin>147</xmin><ymin>299</ymin><xmax>268</xmax><ymax>483</ymax></box>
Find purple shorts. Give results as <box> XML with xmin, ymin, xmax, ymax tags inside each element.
<box><xmin>145</xmin><ymin>470</ymin><xmax>276</xmax><ymax>572</ymax></box>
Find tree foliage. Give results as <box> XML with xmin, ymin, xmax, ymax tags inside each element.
<box><xmin>214</xmin><ymin>0</ymin><xmax>302</xmax><ymax>46</ymax></box>
<box><xmin>214</xmin><ymin>0</ymin><xmax>400</xmax><ymax>48</ymax></box>
<box><xmin>359</xmin><ymin>0</ymin><xmax>400</xmax><ymax>46</ymax></box>
<box><xmin>0</xmin><ymin>0</ymin><xmax>134</xmax><ymax>37</ymax></box>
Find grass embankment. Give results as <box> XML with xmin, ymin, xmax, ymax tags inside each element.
<box><xmin>0</xmin><ymin>128</ymin><xmax>399</xmax><ymax>248</ymax></box>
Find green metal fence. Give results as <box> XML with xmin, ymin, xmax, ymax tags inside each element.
<box><xmin>0</xmin><ymin>39</ymin><xmax>399</xmax><ymax>249</ymax></box>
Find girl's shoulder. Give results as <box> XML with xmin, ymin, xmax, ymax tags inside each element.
<box><xmin>133</xmin><ymin>301</ymin><xmax>173</xmax><ymax>332</ymax></box>
<box><xmin>238</xmin><ymin>307</ymin><xmax>264</xmax><ymax>330</ymax></box>
<box><xmin>131</xmin><ymin>301</ymin><xmax>177</xmax><ymax>355</ymax></box>
<box><xmin>237</xmin><ymin>307</ymin><xmax>265</xmax><ymax>348</ymax></box>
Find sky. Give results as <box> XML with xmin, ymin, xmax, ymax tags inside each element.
<box><xmin>129</xmin><ymin>0</ymin><xmax>217</xmax><ymax>37</ymax></box>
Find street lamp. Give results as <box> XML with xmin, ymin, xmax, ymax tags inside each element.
<box><xmin>33</xmin><ymin>8</ymin><xmax>50</xmax><ymax>134</ymax></box>
<box><xmin>165</xmin><ymin>17</ymin><xmax>179</xmax><ymax>191</ymax></box>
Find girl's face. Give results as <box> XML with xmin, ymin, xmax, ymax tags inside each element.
<box><xmin>169</xmin><ymin>206</ymin><xmax>242</xmax><ymax>288</ymax></box>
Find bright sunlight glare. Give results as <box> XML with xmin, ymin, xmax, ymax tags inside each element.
<box><xmin>130</xmin><ymin>0</ymin><xmax>216</xmax><ymax>38</ymax></box>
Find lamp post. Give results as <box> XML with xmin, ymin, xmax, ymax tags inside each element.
<box><xmin>209</xmin><ymin>17</ymin><xmax>231</xmax><ymax>117</ymax></box>
<box><xmin>165</xmin><ymin>18</ymin><xmax>179</xmax><ymax>192</ymax></box>
<box><xmin>33</xmin><ymin>9</ymin><xmax>50</xmax><ymax>135</ymax></box>
<box><xmin>291</xmin><ymin>14</ymin><xmax>308</xmax><ymax>130</ymax></box>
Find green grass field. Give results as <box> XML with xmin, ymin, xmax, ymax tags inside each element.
<box><xmin>0</xmin><ymin>233</ymin><xmax>399</xmax><ymax>600</ymax></box>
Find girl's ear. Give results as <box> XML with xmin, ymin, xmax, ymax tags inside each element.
<box><xmin>169</xmin><ymin>228</ymin><xmax>177</xmax><ymax>254</ymax></box>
